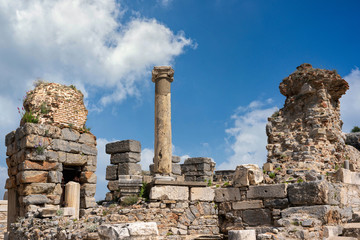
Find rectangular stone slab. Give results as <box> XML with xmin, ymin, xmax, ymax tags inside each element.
<box><xmin>247</xmin><ymin>184</ymin><xmax>287</xmax><ymax>199</ymax></box>
<box><xmin>150</xmin><ymin>186</ymin><xmax>189</xmax><ymax>200</ymax></box>
<box><xmin>106</xmin><ymin>140</ymin><xmax>141</xmax><ymax>154</ymax></box>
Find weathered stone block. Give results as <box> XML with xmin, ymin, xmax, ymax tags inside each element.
<box><xmin>80</xmin><ymin>184</ymin><xmax>96</xmax><ymax>197</ymax></box>
<box><xmin>106</xmin><ymin>140</ymin><xmax>141</xmax><ymax>154</ymax></box>
<box><xmin>190</xmin><ymin>187</ymin><xmax>215</xmax><ymax>201</ymax></box>
<box><xmin>184</xmin><ymin>157</ymin><xmax>213</xmax><ymax>165</ymax></box>
<box><xmin>5</xmin><ymin>131</ymin><xmax>15</xmax><ymax>146</ymax></box>
<box><xmin>65</xmin><ymin>153</ymin><xmax>87</xmax><ymax>166</ymax></box>
<box><xmin>22</xmin><ymin>195</ymin><xmax>50</xmax><ymax>205</ymax></box>
<box><xmin>17</xmin><ymin>171</ymin><xmax>48</xmax><ymax>184</ymax></box>
<box><xmin>110</xmin><ymin>152</ymin><xmax>141</xmax><ymax>164</ymax></box>
<box><xmin>172</xmin><ymin>156</ymin><xmax>181</xmax><ymax>163</ymax></box>
<box><xmin>232</xmin><ymin>200</ymin><xmax>263</xmax><ymax>210</ymax></box>
<box><xmin>118</xmin><ymin>163</ymin><xmax>142</xmax><ymax>175</ymax></box>
<box><xmin>281</xmin><ymin>205</ymin><xmax>332</xmax><ymax>223</ymax></box>
<box><xmin>228</xmin><ymin>230</ymin><xmax>256</xmax><ymax>240</ymax></box>
<box><xmin>61</xmin><ymin>128</ymin><xmax>80</xmax><ymax>141</ymax></box>
<box><xmin>48</xmin><ymin>171</ymin><xmax>63</xmax><ymax>183</ymax></box>
<box><xmin>263</xmin><ymin>162</ymin><xmax>274</xmax><ymax>172</ymax></box>
<box><xmin>214</xmin><ymin>188</ymin><xmax>241</xmax><ymax>202</ymax></box>
<box><xmin>172</xmin><ymin>163</ymin><xmax>181</xmax><ymax>175</ymax></box>
<box><xmin>106</xmin><ymin>165</ymin><xmax>118</xmax><ymax>180</ymax></box>
<box><xmin>52</xmin><ymin>139</ymin><xmax>71</xmax><ymax>152</ymax></box>
<box><xmin>62</xmin><ymin>207</ymin><xmax>76</xmax><ymax>216</ymax></box>
<box><xmin>19</xmin><ymin>183</ymin><xmax>56</xmax><ymax>195</ymax></box>
<box><xmin>19</xmin><ymin>160</ymin><xmax>59</xmax><ymax>171</ymax></box>
<box><xmin>80</xmin><ymin>196</ymin><xmax>96</xmax><ymax>208</ymax></box>
<box><xmin>233</xmin><ymin>164</ymin><xmax>263</xmax><ymax>187</ymax></box>
<box><xmin>247</xmin><ymin>184</ymin><xmax>287</xmax><ymax>199</ymax></box>
<box><xmin>80</xmin><ymin>171</ymin><xmax>97</xmax><ymax>183</ymax></box>
<box><xmin>98</xmin><ymin>224</ymin><xmax>130</xmax><ymax>239</ymax></box>
<box><xmin>242</xmin><ymin>209</ymin><xmax>272</xmax><ymax>226</ymax></box>
<box><xmin>39</xmin><ymin>207</ymin><xmax>58</xmax><ymax>217</ymax></box>
<box><xmin>5</xmin><ymin>177</ymin><xmax>16</xmax><ymax>189</ymax></box>
<box><xmin>108</xmin><ymin>181</ymin><xmax>119</xmax><ymax>191</ymax></box>
<box><xmin>150</xmin><ymin>186</ymin><xmax>189</xmax><ymax>200</ymax></box>
<box><xmin>127</xmin><ymin>222</ymin><xmax>159</xmax><ymax>236</ymax></box>
<box><xmin>68</xmin><ymin>142</ymin><xmax>81</xmax><ymax>153</ymax></box>
<box><xmin>87</xmin><ymin>155</ymin><xmax>97</xmax><ymax>166</ymax></box>
<box><xmin>79</xmin><ymin>133</ymin><xmax>96</xmax><ymax>145</ymax></box>
<box><xmin>264</xmin><ymin>198</ymin><xmax>289</xmax><ymax>209</ymax></box>
<box><xmin>288</xmin><ymin>181</ymin><xmax>331</xmax><ymax>205</ymax></box>
<box><xmin>81</xmin><ymin>144</ymin><xmax>97</xmax><ymax>156</ymax></box>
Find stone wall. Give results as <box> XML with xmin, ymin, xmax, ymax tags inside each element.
<box><xmin>0</xmin><ymin>200</ymin><xmax>7</xmax><ymax>239</ymax></box>
<box><xmin>181</xmin><ymin>158</ymin><xmax>215</xmax><ymax>182</ymax></box>
<box><xmin>5</xmin><ymin>122</ymin><xmax>97</xmax><ymax>220</ymax></box>
<box><xmin>23</xmin><ymin>82</ymin><xmax>88</xmax><ymax>130</ymax></box>
<box><xmin>265</xmin><ymin>64</ymin><xmax>360</xmax><ymax>183</ymax></box>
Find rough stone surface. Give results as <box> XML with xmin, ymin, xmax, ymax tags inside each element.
<box><xmin>190</xmin><ymin>187</ymin><xmax>215</xmax><ymax>201</ymax></box>
<box><xmin>106</xmin><ymin>140</ymin><xmax>141</xmax><ymax>154</ymax></box>
<box><xmin>150</xmin><ymin>186</ymin><xmax>189</xmax><ymax>200</ymax></box>
<box><xmin>232</xmin><ymin>200</ymin><xmax>263</xmax><ymax>210</ymax></box>
<box><xmin>233</xmin><ymin>164</ymin><xmax>264</xmax><ymax>187</ymax></box>
<box><xmin>110</xmin><ymin>152</ymin><xmax>141</xmax><ymax>164</ymax></box>
<box><xmin>287</xmin><ymin>181</ymin><xmax>330</xmax><ymax>205</ymax></box>
<box><xmin>214</xmin><ymin>188</ymin><xmax>241</xmax><ymax>202</ymax></box>
<box><xmin>247</xmin><ymin>184</ymin><xmax>287</xmax><ymax>199</ymax></box>
<box><xmin>228</xmin><ymin>230</ymin><xmax>256</xmax><ymax>240</ymax></box>
<box><xmin>266</xmin><ymin>64</ymin><xmax>352</xmax><ymax>183</ymax></box>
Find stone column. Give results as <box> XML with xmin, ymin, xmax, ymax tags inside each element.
<box><xmin>65</xmin><ymin>181</ymin><xmax>80</xmax><ymax>219</ymax></box>
<box><xmin>152</xmin><ymin>66</ymin><xmax>174</xmax><ymax>175</ymax></box>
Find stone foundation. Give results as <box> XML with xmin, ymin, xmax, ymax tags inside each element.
<box><xmin>181</xmin><ymin>158</ymin><xmax>215</xmax><ymax>182</ymax></box>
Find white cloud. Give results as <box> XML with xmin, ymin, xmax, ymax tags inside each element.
<box><xmin>0</xmin><ymin>166</ymin><xmax>8</xmax><ymax>200</ymax></box>
<box><xmin>140</xmin><ymin>148</ymin><xmax>154</xmax><ymax>171</ymax></box>
<box><xmin>157</xmin><ymin>0</ymin><xmax>173</xmax><ymax>7</ymax></box>
<box><xmin>341</xmin><ymin>68</ymin><xmax>360</xmax><ymax>132</ymax></box>
<box><xmin>218</xmin><ymin>100</ymin><xmax>277</xmax><ymax>170</ymax></box>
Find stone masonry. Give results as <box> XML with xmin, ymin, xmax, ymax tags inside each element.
<box><xmin>23</xmin><ymin>82</ymin><xmax>88</xmax><ymax>130</ymax></box>
<box><xmin>265</xmin><ymin>63</ymin><xmax>360</xmax><ymax>183</ymax></box>
<box><xmin>5</xmin><ymin>82</ymin><xmax>97</xmax><ymax>226</ymax></box>
<box><xmin>105</xmin><ymin>140</ymin><xmax>142</xmax><ymax>201</ymax></box>
<box><xmin>181</xmin><ymin>157</ymin><xmax>216</xmax><ymax>182</ymax></box>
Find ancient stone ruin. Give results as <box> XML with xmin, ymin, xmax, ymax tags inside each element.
<box><xmin>4</xmin><ymin>64</ymin><xmax>360</xmax><ymax>240</ymax></box>
<box><xmin>4</xmin><ymin>82</ymin><xmax>97</xmax><ymax>228</ymax></box>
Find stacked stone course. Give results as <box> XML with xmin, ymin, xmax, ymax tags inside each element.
<box><xmin>150</xmin><ymin>155</ymin><xmax>182</xmax><ymax>178</ymax></box>
<box><xmin>181</xmin><ymin>157</ymin><xmax>215</xmax><ymax>182</ymax></box>
<box><xmin>105</xmin><ymin>140</ymin><xmax>143</xmax><ymax>201</ymax></box>
<box><xmin>5</xmin><ymin>123</ymin><xmax>97</xmax><ymax>219</ymax></box>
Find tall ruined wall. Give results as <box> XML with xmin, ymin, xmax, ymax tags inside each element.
<box><xmin>23</xmin><ymin>82</ymin><xmax>87</xmax><ymax>130</ymax></box>
<box><xmin>266</xmin><ymin>64</ymin><xmax>360</xmax><ymax>179</ymax></box>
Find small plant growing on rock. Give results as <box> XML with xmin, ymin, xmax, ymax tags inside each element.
<box><xmin>223</xmin><ymin>181</ymin><xmax>230</xmax><ymax>187</ymax></box>
<box><xmin>271</xmin><ymin>110</ymin><xmax>280</xmax><ymax>118</ymax></box>
<box><xmin>351</xmin><ymin>126</ymin><xmax>360</xmax><ymax>133</ymax></box>
<box><xmin>40</xmin><ymin>102</ymin><xmax>50</xmax><ymax>114</ymax></box>
<box><xmin>121</xmin><ymin>195</ymin><xmax>138</xmax><ymax>206</ymax></box>
<box><xmin>268</xmin><ymin>172</ymin><xmax>276</xmax><ymax>179</ymax></box>
<box><xmin>139</xmin><ymin>182</ymin><xmax>150</xmax><ymax>200</ymax></box>
<box><xmin>56</xmin><ymin>209</ymin><xmax>63</xmax><ymax>216</ymax></box>
<box><xmin>207</xmin><ymin>179</ymin><xmax>212</xmax><ymax>186</ymax></box>
<box><xmin>87</xmin><ymin>224</ymin><xmax>98</xmax><ymax>233</ymax></box>
<box><xmin>82</xmin><ymin>125</ymin><xmax>91</xmax><ymax>133</ymax></box>
<box><xmin>18</xmin><ymin>107</ymin><xmax>39</xmax><ymax>123</ymax></box>
<box><xmin>297</xmin><ymin>178</ymin><xmax>304</xmax><ymax>183</ymax></box>
<box><xmin>35</xmin><ymin>141</ymin><xmax>45</xmax><ymax>155</ymax></box>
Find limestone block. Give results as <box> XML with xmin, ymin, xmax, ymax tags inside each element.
<box><xmin>190</xmin><ymin>187</ymin><xmax>215</xmax><ymax>201</ymax></box>
<box><xmin>23</xmin><ymin>195</ymin><xmax>50</xmax><ymax>205</ymax></box>
<box><xmin>80</xmin><ymin>171</ymin><xmax>97</xmax><ymax>184</ymax></box>
<box><xmin>127</xmin><ymin>222</ymin><xmax>159</xmax><ymax>236</ymax></box>
<box><xmin>81</xmin><ymin>144</ymin><xmax>97</xmax><ymax>156</ymax></box>
<box><xmin>184</xmin><ymin>157</ymin><xmax>213</xmax><ymax>165</ymax></box>
<box><xmin>263</xmin><ymin>163</ymin><xmax>274</xmax><ymax>172</ymax></box>
<box><xmin>228</xmin><ymin>230</ymin><xmax>256</xmax><ymax>240</ymax></box>
<box><xmin>68</xmin><ymin>142</ymin><xmax>81</xmax><ymax>153</ymax></box>
<box><xmin>107</xmin><ymin>181</ymin><xmax>119</xmax><ymax>191</ymax></box>
<box><xmin>5</xmin><ymin>131</ymin><xmax>15</xmax><ymax>146</ymax></box>
<box><xmin>214</xmin><ymin>188</ymin><xmax>241</xmax><ymax>202</ymax></box>
<box><xmin>80</xmin><ymin>196</ymin><xmax>96</xmax><ymax>208</ymax></box>
<box><xmin>17</xmin><ymin>171</ymin><xmax>48</xmax><ymax>184</ymax></box>
<box><xmin>48</xmin><ymin>171</ymin><xmax>62</xmax><ymax>183</ymax></box>
<box><xmin>58</xmin><ymin>152</ymin><xmax>66</xmax><ymax>163</ymax></box>
<box><xmin>5</xmin><ymin>177</ymin><xmax>16</xmax><ymax>189</ymax></box>
<box><xmin>232</xmin><ymin>200</ymin><xmax>263</xmax><ymax>210</ymax></box>
<box><xmin>323</xmin><ymin>226</ymin><xmax>343</xmax><ymax>237</ymax></box>
<box><xmin>87</xmin><ymin>155</ymin><xmax>97</xmax><ymax>166</ymax></box>
<box><xmin>20</xmin><ymin>183</ymin><xmax>56</xmax><ymax>195</ymax></box>
<box><xmin>172</xmin><ymin>156</ymin><xmax>181</xmax><ymax>163</ymax></box>
<box><xmin>52</xmin><ymin>139</ymin><xmax>71</xmax><ymax>152</ymax></box>
<box><xmin>247</xmin><ymin>184</ymin><xmax>287</xmax><ymax>199</ymax></box>
<box><xmin>111</xmin><ymin>152</ymin><xmax>141</xmax><ymax>164</ymax></box>
<box><xmin>106</xmin><ymin>140</ymin><xmax>141</xmax><ymax>154</ymax></box>
<box><xmin>281</xmin><ymin>205</ymin><xmax>332</xmax><ymax>223</ymax></box>
<box><xmin>172</xmin><ymin>163</ymin><xmax>181</xmax><ymax>175</ymax></box>
<box><xmin>39</xmin><ymin>206</ymin><xmax>58</xmax><ymax>217</ymax></box>
<box><xmin>150</xmin><ymin>186</ymin><xmax>189</xmax><ymax>200</ymax></box>
<box><xmin>79</xmin><ymin>133</ymin><xmax>96</xmax><ymax>145</ymax></box>
<box><xmin>118</xmin><ymin>163</ymin><xmax>142</xmax><ymax>175</ymax></box>
<box><xmin>105</xmin><ymin>192</ymin><xmax>113</xmax><ymax>201</ymax></box>
<box><xmin>287</xmin><ymin>181</ymin><xmax>330</xmax><ymax>205</ymax></box>
<box><xmin>20</xmin><ymin>134</ymin><xmax>51</xmax><ymax>149</ymax></box>
<box><xmin>6</xmin><ymin>142</ymin><xmax>16</xmax><ymax>156</ymax></box>
<box><xmin>19</xmin><ymin>160</ymin><xmax>59</xmax><ymax>171</ymax></box>
<box><xmin>242</xmin><ymin>209</ymin><xmax>272</xmax><ymax>226</ymax></box>
<box><xmin>65</xmin><ymin>153</ymin><xmax>87</xmax><ymax>166</ymax></box>
<box><xmin>61</xmin><ymin>128</ymin><xmax>80</xmax><ymax>141</ymax></box>
<box><xmin>233</xmin><ymin>164</ymin><xmax>263</xmax><ymax>187</ymax></box>
<box><xmin>264</xmin><ymin>198</ymin><xmax>289</xmax><ymax>209</ymax></box>
<box><xmin>106</xmin><ymin>165</ymin><xmax>118</xmax><ymax>180</ymax></box>
<box><xmin>83</xmin><ymin>165</ymin><xmax>96</xmax><ymax>172</ymax></box>
<box><xmin>98</xmin><ymin>224</ymin><xmax>130</xmax><ymax>239</ymax></box>
<box><xmin>80</xmin><ymin>184</ymin><xmax>96</xmax><ymax>197</ymax></box>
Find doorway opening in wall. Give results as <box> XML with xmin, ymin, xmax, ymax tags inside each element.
<box><xmin>61</xmin><ymin>166</ymin><xmax>81</xmax><ymax>207</ymax></box>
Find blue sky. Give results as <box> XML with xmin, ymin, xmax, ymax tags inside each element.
<box><xmin>0</xmin><ymin>0</ymin><xmax>359</xmax><ymax>200</ymax></box>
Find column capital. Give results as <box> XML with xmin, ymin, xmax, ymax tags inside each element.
<box><xmin>152</xmin><ymin>66</ymin><xmax>174</xmax><ymax>83</ymax></box>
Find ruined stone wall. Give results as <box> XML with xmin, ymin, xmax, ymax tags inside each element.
<box><xmin>0</xmin><ymin>200</ymin><xmax>7</xmax><ymax>239</ymax></box>
<box><xmin>23</xmin><ymin>82</ymin><xmax>87</xmax><ymax>130</ymax></box>
<box><xmin>5</xmin><ymin>123</ymin><xmax>97</xmax><ymax>219</ymax></box>
<box><xmin>266</xmin><ymin>64</ymin><xmax>360</xmax><ymax>182</ymax></box>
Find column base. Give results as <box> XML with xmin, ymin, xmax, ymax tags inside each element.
<box><xmin>153</xmin><ymin>174</ymin><xmax>175</xmax><ymax>181</ymax></box>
